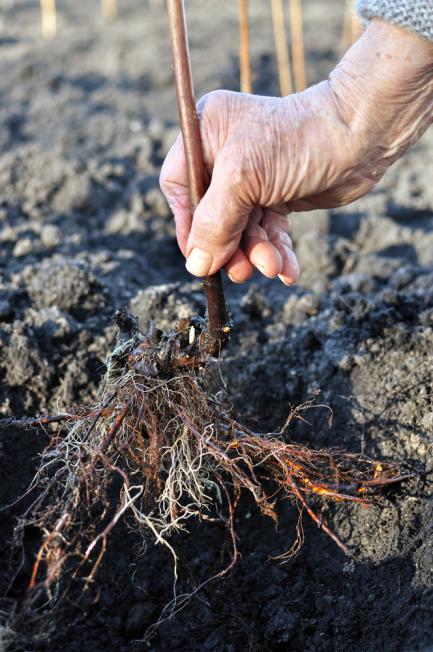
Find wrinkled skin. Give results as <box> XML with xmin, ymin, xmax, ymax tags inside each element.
<box><xmin>160</xmin><ymin>19</ymin><xmax>433</xmax><ymax>285</ymax></box>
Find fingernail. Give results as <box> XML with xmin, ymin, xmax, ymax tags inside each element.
<box><xmin>255</xmin><ymin>263</ymin><xmax>278</xmax><ymax>279</ymax></box>
<box><xmin>185</xmin><ymin>248</ymin><xmax>213</xmax><ymax>276</ymax></box>
<box><xmin>228</xmin><ymin>273</ymin><xmax>245</xmax><ymax>284</ymax></box>
<box><xmin>278</xmin><ymin>274</ymin><xmax>295</xmax><ymax>287</ymax></box>
<box><xmin>255</xmin><ymin>262</ymin><xmax>268</xmax><ymax>276</ymax></box>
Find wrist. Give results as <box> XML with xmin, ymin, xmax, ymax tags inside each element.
<box><xmin>329</xmin><ymin>19</ymin><xmax>433</xmax><ymax>166</ymax></box>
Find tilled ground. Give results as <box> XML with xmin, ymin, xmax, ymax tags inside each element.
<box><xmin>0</xmin><ymin>1</ymin><xmax>433</xmax><ymax>650</ymax></box>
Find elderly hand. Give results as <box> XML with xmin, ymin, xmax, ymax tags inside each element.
<box><xmin>160</xmin><ymin>19</ymin><xmax>433</xmax><ymax>284</ymax></box>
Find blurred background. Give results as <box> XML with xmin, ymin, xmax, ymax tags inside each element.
<box><xmin>1</xmin><ymin>4</ymin><xmax>433</xmax><ymax>652</ymax></box>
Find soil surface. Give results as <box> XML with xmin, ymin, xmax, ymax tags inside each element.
<box><xmin>1</xmin><ymin>1</ymin><xmax>433</xmax><ymax>651</ymax></box>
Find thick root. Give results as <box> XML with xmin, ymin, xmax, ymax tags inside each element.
<box><xmin>2</xmin><ymin>309</ymin><xmax>411</xmax><ymax>618</ymax></box>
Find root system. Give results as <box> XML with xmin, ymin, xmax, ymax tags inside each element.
<box><xmin>1</xmin><ymin>306</ymin><xmax>412</xmax><ymax>630</ymax></box>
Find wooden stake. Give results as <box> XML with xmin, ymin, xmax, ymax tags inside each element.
<box><xmin>239</xmin><ymin>0</ymin><xmax>252</xmax><ymax>93</ymax></box>
<box><xmin>166</xmin><ymin>0</ymin><xmax>230</xmax><ymax>356</ymax></box>
<box><xmin>349</xmin><ymin>8</ymin><xmax>363</xmax><ymax>44</ymax></box>
<box><xmin>40</xmin><ymin>0</ymin><xmax>56</xmax><ymax>39</ymax></box>
<box><xmin>288</xmin><ymin>0</ymin><xmax>306</xmax><ymax>91</ymax></box>
<box><xmin>341</xmin><ymin>0</ymin><xmax>363</xmax><ymax>51</ymax></box>
<box><xmin>271</xmin><ymin>0</ymin><xmax>292</xmax><ymax>96</ymax></box>
<box><xmin>102</xmin><ymin>0</ymin><xmax>117</xmax><ymax>21</ymax></box>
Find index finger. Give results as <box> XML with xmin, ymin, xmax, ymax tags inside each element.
<box><xmin>159</xmin><ymin>133</ymin><xmax>192</xmax><ymax>256</ymax></box>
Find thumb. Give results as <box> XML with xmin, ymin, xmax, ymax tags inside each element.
<box><xmin>185</xmin><ymin>153</ymin><xmax>251</xmax><ymax>277</ymax></box>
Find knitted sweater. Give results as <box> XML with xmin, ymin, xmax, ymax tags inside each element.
<box><xmin>356</xmin><ymin>0</ymin><xmax>433</xmax><ymax>42</ymax></box>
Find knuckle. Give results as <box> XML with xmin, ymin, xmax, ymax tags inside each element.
<box><xmin>159</xmin><ymin>136</ymin><xmax>183</xmax><ymax>194</ymax></box>
<box><xmin>159</xmin><ymin>169</ymin><xmax>174</xmax><ymax>199</ymax></box>
<box><xmin>218</xmin><ymin>150</ymin><xmax>240</xmax><ymax>179</ymax></box>
<box><xmin>195</xmin><ymin>209</ymin><xmax>238</xmax><ymax>248</ymax></box>
<box><xmin>197</xmin><ymin>89</ymin><xmax>233</xmax><ymax>117</ymax></box>
<box><xmin>217</xmin><ymin>146</ymin><xmax>248</xmax><ymax>193</ymax></box>
<box><xmin>158</xmin><ymin>166</ymin><xmax>168</xmax><ymax>192</ymax></box>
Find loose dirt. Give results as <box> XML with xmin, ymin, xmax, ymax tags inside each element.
<box><xmin>0</xmin><ymin>1</ymin><xmax>432</xmax><ymax>650</ymax></box>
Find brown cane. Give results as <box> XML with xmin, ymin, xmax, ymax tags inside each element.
<box><xmin>166</xmin><ymin>0</ymin><xmax>230</xmax><ymax>356</ymax></box>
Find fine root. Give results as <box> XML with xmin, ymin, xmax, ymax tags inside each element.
<box><xmin>2</xmin><ymin>308</ymin><xmax>412</xmax><ymax>632</ymax></box>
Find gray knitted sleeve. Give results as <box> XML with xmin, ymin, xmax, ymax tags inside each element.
<box><xmin>356</xmin><ymin>0</ymin><xmax>433</xmax><ymax>42</ymax></box>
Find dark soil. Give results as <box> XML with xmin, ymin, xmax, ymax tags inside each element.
<box><xmin>1</xmin><ymin>1</ymin><xmax>433</xmax><ymax>650</ymax></box>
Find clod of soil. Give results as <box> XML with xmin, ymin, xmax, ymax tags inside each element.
<box><xmin>1</xmin><ymin>1</ymin><xmax>433</xmax><ymax>651</ymax></box>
